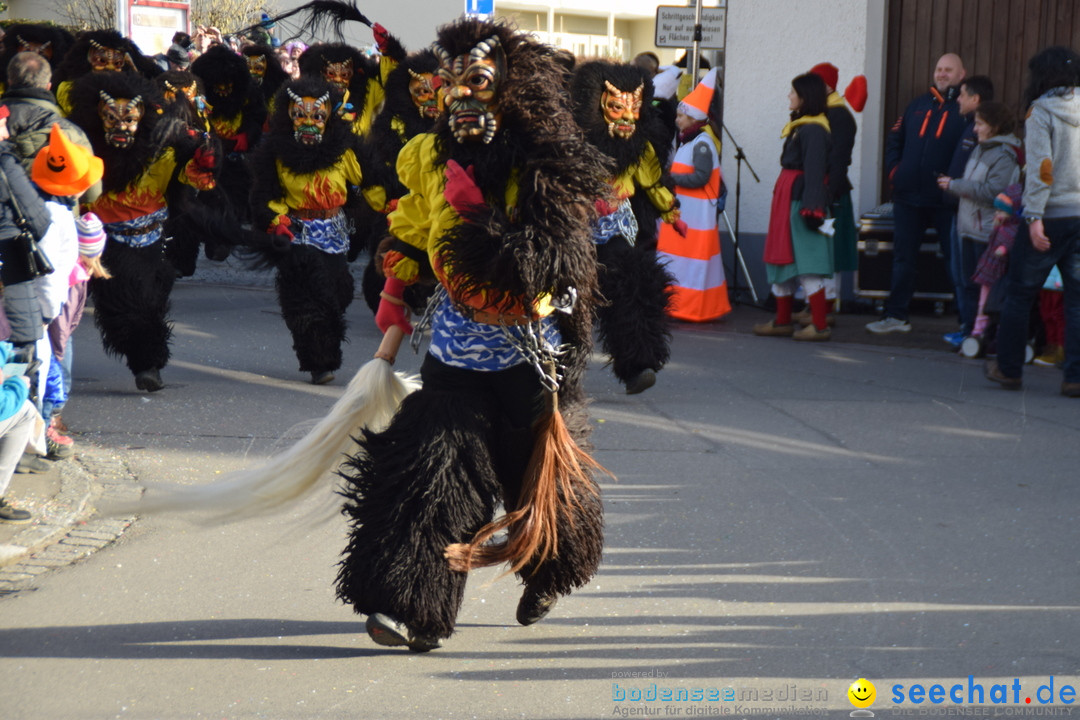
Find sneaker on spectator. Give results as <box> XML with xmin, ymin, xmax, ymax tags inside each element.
<box><xmin>46</xmin><ymin>426</ymin><xmax>75</xmax><ymax>460</ymax></box>
<box><xmin>866</xmin><ymin>317</ymin><xmax>912</xmax><ymax>334</ymax></box>
<box><xmin>1033</xmin><ymin>345</ymin><xmax>1065</xmax><ymax>368</ymax></box>
<box><xmin>943</xmin><ymin>331</ymin><xmax>964</xmax><ymax>349</ymax></box>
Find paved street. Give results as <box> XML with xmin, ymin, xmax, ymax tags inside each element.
<box><xmin>0</xmin><ymin>263</ymin><xmax>1078</xmax><ymax>720</ymax></box>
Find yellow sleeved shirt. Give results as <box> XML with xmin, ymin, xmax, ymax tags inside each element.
<box><xmin>267</xmin><ymin>148</ymin><xmax>365</xmax><ymax>219</ymax></box>
<box><xmin>609</xmin><ymin>141</ymin><xmax>679</xmax><ymax>223</ymax></box>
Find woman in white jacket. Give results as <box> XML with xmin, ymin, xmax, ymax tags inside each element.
<box><xmin>937</xmin><ymin>101</ymin><xmax>1021</xmax><ymax>339</ymax></box>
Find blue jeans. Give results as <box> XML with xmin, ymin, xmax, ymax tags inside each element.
<box><xmin>885</xmin><ymin>202</ymin><xmax>955</xmax><ymax>321</ymax></box>
<box><xmin>996</xmin><ymin>217</ymin><xmax>1080</xmax><ymax>382</ymax></box>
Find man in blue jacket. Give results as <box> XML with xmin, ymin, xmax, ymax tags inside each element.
<box><xmin>867</xmin><ymin>53</ymin><xmax>968</xmax><ymax>334</ymax></box>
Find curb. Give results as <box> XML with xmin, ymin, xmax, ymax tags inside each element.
<box><xmin>0</xmin><ymin>450</ymin><xmax>144</xmax><ymax>594</ymax></box>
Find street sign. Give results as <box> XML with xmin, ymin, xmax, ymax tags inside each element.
<box><xmin>655</xmin><ymin>5</ymin><xmax>726</xmax><ymax>50</ymax></box>
<box><xmin>465</xmin><ymin>0</ymin><xmax>493</xmax><ymax>16</ymax></box>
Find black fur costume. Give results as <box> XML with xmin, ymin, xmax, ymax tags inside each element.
<box><xmin>68</xmin><ymin>72</ymin><xmax>190</xmax><ymax>384</ymax></box>
<box><xmin>336</xmin><ymin>19</ymin><xmax>611</xmax><ymax>646</ymax></box>
<box><xmin>248</xmin><ymin>77</ymin><xmax>361</xmax><ymax>379</ymax></box>
<box><xmin>241</xmin><ymin>44</ymin><xmax>289</xmax><ymax>109</ymax></box>
<box><xmin>571</xmin><ymin>60</ymin><xmax>676</xmax><ymax>391</ymax></box>
<box><xmin>52</xmin><ymin>30</ymin><xmax>161</xmax><ymax>117</ymax></box>
<box><xmin>0</xmin><ymin>23</ymin><xmax>73</xmax><ymax>80</ymax></box>
<box><xmin>358</xmin><ymin>49</ymin><xmax>440</xmax><ymax>313</ymax></box>
<box><xmin>190</xmin><ymin>45</ymin><xmax>266</xmax><ymax>224</ymax></box>
<box><xmin>296</xmin><ymin>43</ymin><xmax>374</xmax><ymax>133</ymax></box>
<box><xmin>155</xmin><ymin>70</ymin><xmax>238</xmax><ymax>277</ymax></box>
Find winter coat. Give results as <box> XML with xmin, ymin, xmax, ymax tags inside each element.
<box><xmin>1023</xmin><ymin>88</ymin><xmax>1080</xmax><ymax>220</ymax></box>
<box><xmin>0</xmin><ymin>143</ymin><xmax>53</xmax><ymax>286</ymax></box>
<box><xmin>0</xmin><ymin>87</ymin><xmax>94</xmax><ymax>181</ymax></box>
<box><xmin>885</xmin><ymin>86</ymin><xmax>968</xmax><ymax>206</ymax></box>
<box><xmin>946</xmin><ymin>133</ymin><xmax>1022</xmax><ymax>242</ymax></box>
<box><xmin>824</xmin><ymin>93</ymin><xmax>857</xmax><ymax>201</ymax></box>
<box><xmin>0</xmin><ymin>340</ymin><xmax>30</xmax><ymax>422</ymax></box>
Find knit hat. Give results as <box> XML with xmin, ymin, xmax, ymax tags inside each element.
<box><xmin>31</xmin><ymin>123</ymin><xmax>104</xmax><ymax>197</ymax></box>
<box><xmin>76</xmin><ymin>212</ymin><xmax>106</xmax><ymax>258</ymax></box>
<box><xmin>810</xmin><ymin>62</ymin><xmax>839</xmax><ymax>90</ymax></box>
<box><xmin>166</xmin><ymin>43</ymin><xmax>191</xmax><ymax>69</ymax></box>
<box><xmin>677</xmin><ymin>67</ymin><xmax>719</xmax><ymax>121</ymax></box>
<box><xmin>993</xmin><ymin>183</ymin><xmax>1024</xmax><ymax>216</ymax></box>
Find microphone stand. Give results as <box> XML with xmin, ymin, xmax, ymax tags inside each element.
<box><xmin>721</xmin><ymin>122</ymin><xmax>762</xmax><ymax>306</ymax></box>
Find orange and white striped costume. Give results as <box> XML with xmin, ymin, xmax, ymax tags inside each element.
<box><xmin>657</xmin><ymin>124</ymin><xmax>731</xmax><ymax>322</ymax></box>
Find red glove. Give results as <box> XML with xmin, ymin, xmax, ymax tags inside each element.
<box><xmin>595</xmin><ymin>198</ymin><xmax>618</xmax><ymax>216</ymax></box>
<box><xmin>444</xmin><ymin>160</ymin><xmax>485</xmax><ymax>216</ymax></box>
<box><xmin>375</xmin><ymin>277</ymin><xmax>414</xmax><ymax>335</ymax></box>
<box><xmin>800</xmin><ymin>208</ymin><xmax>825</xmax><ymax>230</ymax></box>
<box><xmin>270</xmin><ymin>216</ymin><xmax>294</xmax><ymax>244</ymax></box>
<box><xmin>231</xmin><ymin>133</ymin><xmax>249</xmax><ymax>153</ymax></box>
<box><xmin>372</xmin><ymin>23</ymin><xmax>391</xmax><ymax>53</ymax></box>
<box><xmin>193</xmin><ymin>144</ymin><xmax>216</xmax><ymax>171</ymax></box>
<box><xmin>673</xmin><ymin>219</ymin><xmax>689</xmax><ymax>237</ymax></box>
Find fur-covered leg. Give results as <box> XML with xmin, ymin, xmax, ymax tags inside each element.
<box><xmin>336</xmin><ymin>383</ymin><xmax>502</xmax><ymax>640</ymax></box>
<box><xmin>89</xmin><ymin>241</ymin><xmax>174</xmax><ymax>374</ymax></box>
<box><xmin>595</xmin><ymin>237</ymin><xmax>674</xmax><ymax>384</ymax></box>
<box><xmin>274</xmin><ymin>246</ymin><xmax>353</xmax><ymax>373</ymax></box>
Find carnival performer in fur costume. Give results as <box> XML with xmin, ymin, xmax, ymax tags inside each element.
<box><xmin>249</xmin><ymin>76</ymin><xmax>378</xmax><ymax>385</ymax></box>
<box><xmin>335</xmin><ymin>19</ymin><xmax>611</xmax><ymax>652</ymax></box>
<box><xmin>358</xmin><ymin>49</ymin><xmax>441</xmax><ymax>313</ymax></box>
<box><xmin>0</xmin><ymin>23</ymin><xmax>73</xmax><ymax>95</ymax></box>
<box><xmin>155</xmin><ymin>70</ymin><xmax>237</xmax><ymax>277</ymax></box>
<box><xmin>297</xmin><ymin>25</ymin><xmax>404</xmax><ymax>138</ymax></box>
<box><xmin>191</xmin><ymin>45</ymin><xmax>265</xmax><ymax>224</ymax></box>
<box><xmin>241</xmin><ymin>44</ymin><xmax>289</xmax><ymax>112</ymax></box>
<box><xmin>52</xmin><ymin>29</ymin><xmax>161</xmax><ymax>115</ymax></box>
<box><xmin>68</xmin><ymin>71</ymin><xmax>216</xmax><ymax>391</ymax></box>
<box><xmin>570</xmin><ymin>60</ymin><xmax>683</xmax><ymax>395</ymax></box>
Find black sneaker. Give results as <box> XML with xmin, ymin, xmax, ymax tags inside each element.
<box><xmin>310</xmin><ymin>370</ymin><xmax>335</xmax><ymax>385</ymax></box>
<box><xmin>516</xmin><ymin>587</ymin><xmax>559</xmax><ymax>626</ymax></box>
<box><xmin>0</xmin><ymin>497</ymin><xmax>32</xmax><ymax>524</ymax></box>
<box><xmin>15</xmin><ymin>453</ymin><xmax>53</xmax><ymax>474</ymax></box>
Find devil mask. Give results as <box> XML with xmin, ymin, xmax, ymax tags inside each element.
<box><xmin>287</xmin><ymin>88</ymin><xmax>330</xmax><ymax>144</ymax></box>
<box><xmin>98</xmin><ymin>91</ymin><xmax>143</xmax><ymax>148</ymax></box>
<box><xmin>408</xmin><ymin>69</ymin><xmax>439</xmax><ymax>120</ymax></box>
<box><xmin>434</xmin><ymin>34</ymin><xmax>504</xmax><ymax>144</ymax></box>
<box><xmin>601</xmin><ymin>80</ymin><xmax>643</xmax><ymax>139</ymax></box>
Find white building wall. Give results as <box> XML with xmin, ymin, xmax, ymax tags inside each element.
<box><xmin>722</xmin><ymin>0</ymin><xmax>887</xmax><ymax>234</ymax></box>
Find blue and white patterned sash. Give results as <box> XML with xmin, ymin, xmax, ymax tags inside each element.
<box><xmin>290</xmin><ymin>211</ymin><xmax>351</xmax><ymax>255</ymax></box>
<box><xmin>592</xmin><ymin>198</ymin><xmax>639</xmax><ymax>246</ymax></box>
<box><xmin>428</xmin><ymin>293</ymin><xmax>561</xmax><ymax>372</ymax></box>
<box><xmin>105</xmin><ymin>207</ymin><xmax>168</xmax><ymax>248</ymax></box>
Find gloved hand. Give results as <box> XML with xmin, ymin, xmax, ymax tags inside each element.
<box><xmin>801</xmin><ymin>208</ymin><xmax>825</xmax><ymax>230</ymax></box>
<box><xmin>595</xmin><ymin>198</ymin><xmax>618</xmax><ymax>216</ymax></box>
<box><xmin>444</xmin><ymin>160</ymin><xmax>485</xmax><ymax>216</ymax></box>
<box><xmin>193</xmin><ymin>143</ymin><xmax>216</xmax><ymax>171</ymax></box>
<box><xmin>673</xmin><ymin>219</ymin><xmax>689</xmax><ymax>237</ymax></box>
<box><xmin>375</xmin><ymin>276</ymin><xmax>414</xmax><ymax>335</ymax></box>
<box><xmin>269</xmin><ymin>216</ymin><xmax>293</xmax><ymax>249</ymax></box>
<box><xmin>372</xmin><ymin>23</ymin><xmax>391</xmax><ymax>53</ymax></box>
<box><xmin>231</xmin><ymin>132</ymin><xmax>249</xmax><ymax>153</ymax></box>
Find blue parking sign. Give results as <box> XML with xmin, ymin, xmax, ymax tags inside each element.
<box><xmin>466</xmin><ymin>0</ymin><xmax>493</xmax><ymax>16</ymax></box>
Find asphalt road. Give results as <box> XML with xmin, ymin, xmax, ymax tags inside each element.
<box><xmin>0</xmin><ymin>261</ymin><xmax>1077</xmax><ymax>720</ymax></box>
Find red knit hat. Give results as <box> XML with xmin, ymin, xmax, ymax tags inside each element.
<box><xmin>810</xmin><ymin>62</ymin><xmax>839</xmax><ymax>90</ymax></box>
